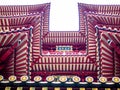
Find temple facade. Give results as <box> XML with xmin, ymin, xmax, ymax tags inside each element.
<box><xmin>0</xmin><ymin>3</ymin><xmax>120</xmax><ymax>90</ymax></box>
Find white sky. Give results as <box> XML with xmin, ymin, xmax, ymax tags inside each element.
<box><xmin>0</xmin><ymin>0</ymin><xmax>120</xmax><ymax>31</ymax></box>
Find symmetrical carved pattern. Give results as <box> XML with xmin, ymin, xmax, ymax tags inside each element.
<box><xmin>0</xmin><ymin>3</ymin><xmax>120</xmax><ymax>85</ymax></box>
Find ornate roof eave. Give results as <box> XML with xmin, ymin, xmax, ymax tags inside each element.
<box><xmin>86</xmin><ymin>12</ymin><xmax>120</xmax><ymax>26</ymax></box>
<box><xmin>78</xmin><ymin>3</ymin><xmax>120</xmax><ymax>15</ymax></box>
<box><xmin>0</xmin><ymin>3</ymin><xmax>50</xmax><ymax>13</ymax></box>
<box><xmin>42</xmin><ymin>31</ymin><xmax>86</xmax><ymax>44</ymax></box>
<box><xmin>0</xmin><ymin>14</ymin><xmax>42</xmax><ymax>32</ymax></box>
<box><xmin>0</xmin><ymin>3</ymin><xmax>51</xmax><ymax>34</ymax></box>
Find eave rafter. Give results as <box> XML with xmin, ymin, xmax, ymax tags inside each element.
<box><xmin>1</xmin><ymin>2</ymin><xmax>120</xmax><ymax>81</ymax></box>
<box><xmin>86</xmin><ymin>13</ymin><xmax>120</xmax><ymax>26</ymax></box>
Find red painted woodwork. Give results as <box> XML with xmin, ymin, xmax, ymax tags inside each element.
<box><xmin>0</xmin><ymin>40</ymin><xmax>19</xmax><ymax>63</ymax></box>
<box><xmin>108</xmin><ymin>40</ymin><xmax>120</xmax><ymax>55</ymax></box>
<box><xmin>0</xmin><ymin>3</ymin><xmax>120</xmax><ymax>82</ymax></box>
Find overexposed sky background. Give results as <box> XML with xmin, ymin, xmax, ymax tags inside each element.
<box><xmin>0</xmin><ymin>0</ymin><xmax>120</xmax><ymax>31</ymax></box>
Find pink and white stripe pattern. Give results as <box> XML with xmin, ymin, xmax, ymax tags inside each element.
<box><xmin>78</xmin><ymin>3</ymin><xmax>120</xmax><ymax>35</ymax></box>
<box><xmin>43</xmin><ymin>32</ymin><xmax>85</xmax><ymax>44</ymax></box>
<box><xmin>32</xmin><ymin>56</ymin><xmax>97</xmax><ymax>73</ymax></box>
<box><xmin>0</xmin><ymin>30</ymin><xmax>30</xmax><ymax>79</ymax></box>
